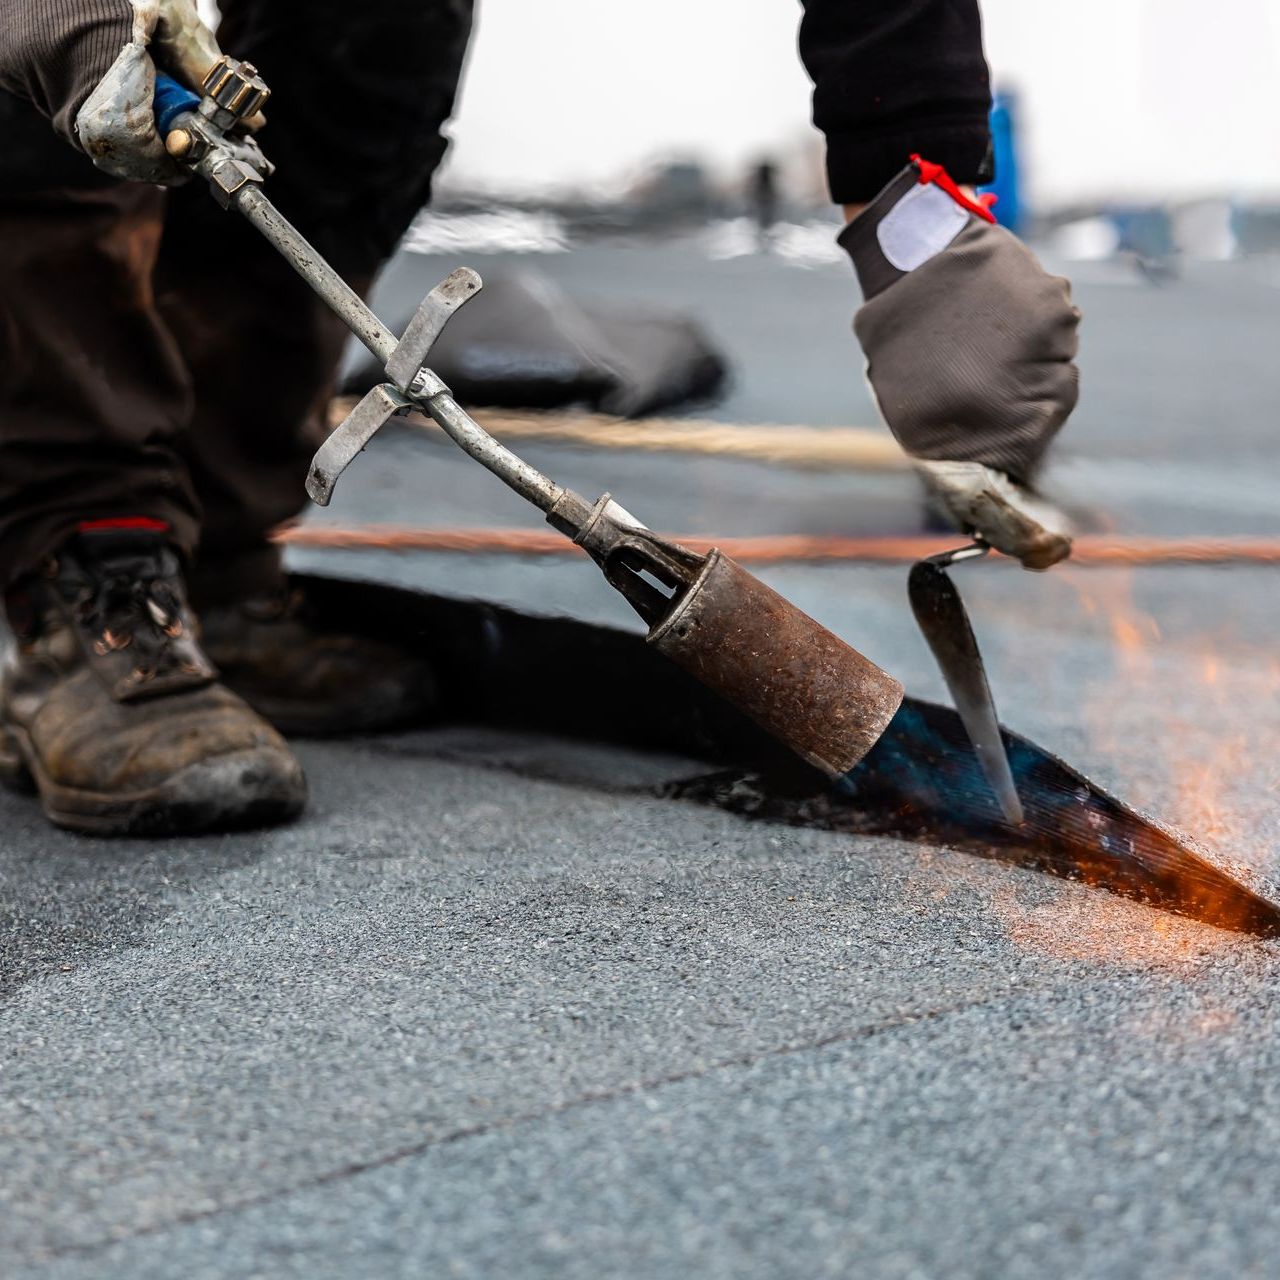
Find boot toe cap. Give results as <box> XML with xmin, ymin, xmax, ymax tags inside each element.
<box><xmin>23</xmin><ymin>676</ymin><xmax>307</xmax><ymax>836</ymax></box>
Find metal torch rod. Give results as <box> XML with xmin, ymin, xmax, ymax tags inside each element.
<box><xmin>232</xmin><ymin>184</ymin><xmax>566</xmax><ymax>515</ymax></box>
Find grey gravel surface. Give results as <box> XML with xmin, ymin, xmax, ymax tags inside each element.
<box><xmin>7</xmin><ymin>722</ymin><xmax>1280</xmax><ymax>1280</ymax></box>
<box><xmin>3</xmin><ymin>243</ymin><xmax>1279</xmax><ymax>1278</ymax></box>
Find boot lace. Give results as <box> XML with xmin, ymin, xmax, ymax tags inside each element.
<box><xmin>78</xmin><ymin>569</ymin><xmax>188</xmax><ymax>675</ymax></box>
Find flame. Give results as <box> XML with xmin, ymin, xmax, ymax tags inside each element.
<box><xmin>984</xmin><ymin>565</ymin><xmax>1279</xmax><ymax>950</ymax></box>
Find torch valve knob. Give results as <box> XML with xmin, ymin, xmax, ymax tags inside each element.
<box><xmin>200</xmin><ymin>55</ymin><xmax>270</xmax><ymax>125</ymax></box>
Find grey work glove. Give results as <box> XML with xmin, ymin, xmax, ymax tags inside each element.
<box><xmin>0</xmin><ymin>0</ymin><xmax>222</xmax><ymax>183</ymax></box>
<box><xmin>840</xmin><ymin>159</ymin><xmax>1081</xmax><ymax>569</ymax></box>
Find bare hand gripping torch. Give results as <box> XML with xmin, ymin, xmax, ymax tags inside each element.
<box><xmin>155</xmin><ymin>58</ymin><xmax>904</xmax><ymax>777</ymax></box>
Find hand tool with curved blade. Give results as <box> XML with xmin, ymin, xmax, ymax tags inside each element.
<box><xmin>908</xmin><ymin>542</ymin><xmax>1024</xmax><ymax>826</ymax></box>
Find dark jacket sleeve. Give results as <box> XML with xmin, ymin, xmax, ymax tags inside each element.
<box><xmin>798</xmin><ymin>0</ymin><xmax>994</xmax><ymax>204</ymax></box>
<box><xmin>0</xmin><ymin>0</ymin><xmax>134</xmax><ymax>147</ymax></box>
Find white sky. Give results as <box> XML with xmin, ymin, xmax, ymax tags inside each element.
<box><xmin>442</xmin><ymin>0</ymin><xmax>1280</xmax><ymax>205</ymax></box>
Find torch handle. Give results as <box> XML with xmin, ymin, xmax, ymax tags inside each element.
<box><xmin>164</xmin><ymin>104</ymin><xmax>566</xmax><ymax>516</ymax></box>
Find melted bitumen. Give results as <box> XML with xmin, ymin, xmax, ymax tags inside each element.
<box><xmin>295</xmin><ymin>572</ymin><xmax>1280</xmax><ymax>939</ymax></box>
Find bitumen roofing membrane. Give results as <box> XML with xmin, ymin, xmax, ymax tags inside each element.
<box><xmin>3</xmin><ymin>242</ymin><xmax>1279</xmax><ymax>1277</ymax></box>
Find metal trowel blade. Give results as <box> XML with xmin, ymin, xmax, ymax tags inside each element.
<box><xmin>908</xmin><ymin>543</ymin><xmax>1025</xmax><ymax>826</ymax></box>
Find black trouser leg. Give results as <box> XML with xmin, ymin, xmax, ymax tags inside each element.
<box><xmin>157</xmin><ymin>0</ymin><xmax>475</xmax><ymax>603</ymax></box>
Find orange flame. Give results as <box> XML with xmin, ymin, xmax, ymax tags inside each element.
<box><xmin>982</xmin><ymin>565</ymin><xmax>1278</xmax><ymax>953</ymax></box>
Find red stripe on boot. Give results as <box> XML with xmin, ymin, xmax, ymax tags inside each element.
<box><xmin>77</xmin><ymin>517</ymin><xmax>171</xmax><ymax>533</ymax></box>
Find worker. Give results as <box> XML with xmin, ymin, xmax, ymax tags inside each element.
<box><xmin>0</xmin><ymin>0</ymin><xmax>1079</xmax><ymax>836</ymax></box>
<box><xmin>749</xmin><ymin>158</ymin><xmax>781</xmax><ymax>249</ymax></box>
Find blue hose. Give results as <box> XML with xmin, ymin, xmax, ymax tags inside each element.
<box><xmin>153</xmin><ymin>72</ymin><xmax>202</xmax><ymax>134</ymax></box>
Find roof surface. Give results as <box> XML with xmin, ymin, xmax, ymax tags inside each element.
<box><xmin>4</xmin><ymin>242</ymin><xmax>1278</xmax><ymax>1278</ymax></box>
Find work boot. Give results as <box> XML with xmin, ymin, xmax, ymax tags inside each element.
<box><xmin>197</xmin><ymin>581</ymin><xmax>438</xmax><ymax>736</ymax></box>
<box><xmin>0</xmin><ymin>529</ymin><xmax>306</xmax><ymax>836</ymax></box>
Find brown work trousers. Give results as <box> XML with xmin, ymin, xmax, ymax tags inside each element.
<box><xmin>0</xmin><ymin>0</ymin><xmax>473</xmax><ymax>601</ymax></box>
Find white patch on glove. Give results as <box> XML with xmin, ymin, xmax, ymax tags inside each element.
<box><xmin>876</xmin><ymin>183</ymin><xmax>968</xmax><ymax>273</ymax></box>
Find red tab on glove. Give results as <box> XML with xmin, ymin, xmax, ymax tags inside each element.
<box><xmin>910</xmin><ymin>155</ymin><xmax>998</xmax><ymax>225</ymax></box>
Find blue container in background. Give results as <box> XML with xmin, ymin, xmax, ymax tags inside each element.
<box><xmin>980</xmin><ymin>90</ymin><xmax>1023</xmax><ymax>235</ymax></box>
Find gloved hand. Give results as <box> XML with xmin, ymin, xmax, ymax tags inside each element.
<box><xmin>840</xmin><ymin>157</ymin><xmax>1080</xmax><ymax>569</ymax></box>
<box><xmin>0</xmin><ymin>0</ymin><xmax>222</xmax><ymax>183</ymax></box>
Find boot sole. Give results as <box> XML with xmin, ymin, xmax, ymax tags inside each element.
<box><xmin>0</xmin><ymin>724</ymin><xmax>307</xmax><ymax>838</ymax></box>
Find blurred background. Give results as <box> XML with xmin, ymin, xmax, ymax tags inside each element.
<box><xmin>283</xmin><ymin>0</ymin><xmax>1280</xmax><ymax>556</ymax></box>
<box><xmin>437</xmin><ymin>0</ymin><xmax>1280</xmax><ymax>252</ymax></box>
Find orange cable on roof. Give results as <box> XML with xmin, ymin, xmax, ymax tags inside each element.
<box><xmin>275</xmin><ymin>526</ymin><xmax>1280</xmax><ymax>567</ymax></box>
